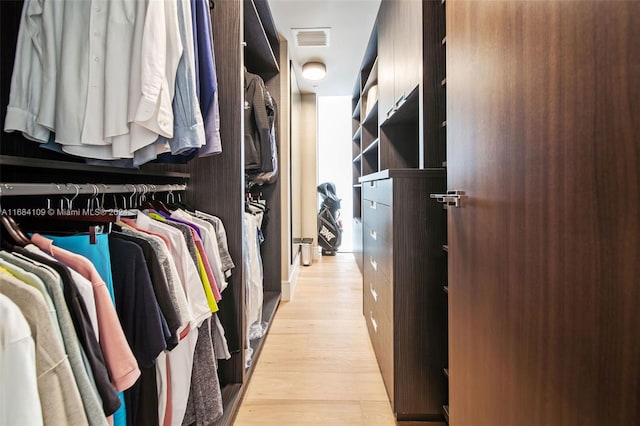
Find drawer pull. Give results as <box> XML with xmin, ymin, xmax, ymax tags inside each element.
<box><xmin>369</xmin><ymin>200</ymin><xmax>377</xmax><ymax>210</ymax></box>
<box><xmin>370</xmin><ymin>284</ymin><xmax>378</xmax><ymax>302</ymax></box>
<box><xmin>370</xmin><ymin>312</ymin><xmax>378</xmax><ymax>333</ymax></box>
<box><xmin>370</xmin><ymin>257</ymin><xmax>377</xmax><ymax>271</ymax></box>
<box><xmin>386</xmin><ymin>106</ymin><xmax>396</xmax><ymax>118</ymax></box>
<box><xmin>370</xmin><ymin>228</ymin><xmax>377</xmax><ymax>240</ymax></box>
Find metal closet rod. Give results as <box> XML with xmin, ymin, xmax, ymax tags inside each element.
<box><xmin>0</xmin><ymin>182</ymin><xmax>187</xmax><ymax>197</ymax></box>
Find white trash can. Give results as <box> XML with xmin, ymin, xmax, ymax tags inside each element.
<box><xmin>300</xmin><ymin>238</ymin><xmax>313</xmax><ymax>266</ymax></box>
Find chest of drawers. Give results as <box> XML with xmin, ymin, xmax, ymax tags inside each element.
<box><xmin>360</xmin><ymin>168</ymin><xmax>447</xmax><ymax>421</ymax></box>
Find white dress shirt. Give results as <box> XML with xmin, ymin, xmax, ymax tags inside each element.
<box><xmin>0</xmin><ymin>293</ymin><xmax>44</xmax><ymax>426</ymax></box>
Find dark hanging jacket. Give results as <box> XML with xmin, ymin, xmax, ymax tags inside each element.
<box><xmin>244</xmin><ymin>71</ymin><xmax>273</xmax><ymax>172</ymax></box>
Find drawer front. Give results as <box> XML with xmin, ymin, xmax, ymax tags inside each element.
<box><xmin>362</xmin><ymin>178</ymin><xmax>392</xmax><ymax>206</ymax></box>
<box><xmin>363</xmin><ymin>249</ymin><xmax>393</xmax><ymax>324</ymax></box>
<box><xmin>364</xmin><ymin>223</ymin><xmax>393</xmax><ymax>281</ymax></box>
<box><xmin>366</xmin><ymin>300</ymin><xmax>394</xmax><ymax>403</ymax></box>
<box><xmin>362</xmin><ymin>199</ymin><xmax>393</xmax><ymax>244</ymax></box>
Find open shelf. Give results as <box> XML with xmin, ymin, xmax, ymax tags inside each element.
<box><xmin>362</xmin><ymin>57</ymin><xmax>379</xmax><ymax>95</ymax></box>
<box><xmin>0</xmin><ymin>155</ymin><xmax>190</xmax><ymax>179</ymax></box>
<box><xmin>246</xmin><ymin>291</ymin><xmax>280</xmax><ymax>374</ymax></box>
<box><xmin>362</xmin><ymin>100</ymin><xmax>379</xmax><ymax>127</ymax></box>
<box><xmin>352</xmin><ymin>98</ymin><xmax>362</xmax><ymax>120</ymax></box>
<box><xmin>362</xmin><ymin>138</ymin><xmax>379</xmax><ymax>155</ymax></box>
<box><xmin>352</xmin><ymin>126</ymin><xmax>362</xmax><ymax>141</ymax></box>
<box><xmin>243</xmin><ymin>0</ymin><xmax>279</xmax><ymax>78</ymax></box>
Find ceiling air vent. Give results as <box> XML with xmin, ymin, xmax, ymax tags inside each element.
<box><xmin>292</xmin><ymin>28</ymin><xmax>330</xmax><ymax>48</ymax></box>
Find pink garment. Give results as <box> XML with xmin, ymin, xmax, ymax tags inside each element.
<box><xmin>30</xmin><ymin>234</ymin><xmax>141</xmax><ymax>391</ymax></box>
<box><xmin>120</xmin><ymin>218</ymin><xmax>172</xmax><ymax>252</ymax></box>
<box><xmin>190</xmin><ymin>228</ymin><xmax>222</xmax><ymax>302</ymax></box>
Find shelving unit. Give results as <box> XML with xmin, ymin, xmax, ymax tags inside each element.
<box><xmin>351</xmin><ymin>23</ymin><xmax>378</xmax><ymax>274</ymax></box>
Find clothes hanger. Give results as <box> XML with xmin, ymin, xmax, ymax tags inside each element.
<box><xmin>0</xmin><ymin>214</ymin><xmax>31</xmax><ymax>247</ymax></box>
<box><xmin>28</xmin><ymin>184</ymin><xmax>119</xmax><ymax>244</ymax></box>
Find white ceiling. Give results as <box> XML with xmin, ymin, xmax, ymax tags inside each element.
<box><xmin>268</xmin><ymin>0</ymin><xmax>381</xmax><ymax>96</ymax></box>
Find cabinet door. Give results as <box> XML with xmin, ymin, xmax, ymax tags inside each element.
<box><xmin>377</xmin><ymin>0</ymin><xmax>395</xmax><ymax>124</ymax></box>
<box><xmin>393</xmin><ymin>0</ymin><xmax>422</xmax><ymax>104</ymax></box>
<box><xmin>447</xmin><ymin>1</ymin><xmax>640</xmax><ymax>425</ymax></box>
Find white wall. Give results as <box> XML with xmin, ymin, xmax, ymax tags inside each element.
<box><xmin>300</xmin><ymin>94</ymin><xmax>319</xmax><ymax>255</ymax></box>
<box><xmin>317</xmin><ymin>96</ymin><xmax>353</xmax><ymax>251</ymax></box>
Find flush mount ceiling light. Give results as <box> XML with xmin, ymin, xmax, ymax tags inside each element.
<box><xmin>301</xmin><ymin>61</ymin><xmax>327</xmax><ymax>81</ymax></box>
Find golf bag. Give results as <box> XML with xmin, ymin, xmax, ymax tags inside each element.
<box><xmin>317</xmin><ymin>182</ymin><xmax>343</xmax><ymax>255</ymax></box>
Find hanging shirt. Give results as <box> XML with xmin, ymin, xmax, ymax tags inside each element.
<box><xmin>0</xmin><ymin>271</ymin><xmax>88</xmax><ymax>426</ymax></box>
<box><xmin>172</xmin><ymin>209</ymin><xmax>227</xmax><ymax>292</ymax></box>
<box><xmin>42</xmin><ymin>234</ymin><xmax>116</xmax><ymax>302</ymax></box>
<box><xmin>111</xmin><ymin>232</ymin><xmax>182</xmax><ymax>349</ymax></box>
<box><xmin>30</xmin><ymin>234</ymin><xmax>141</xmax><ymax>392</ymax></box>
<box><xmin>0</xmin><ymin>251</ymin><xmax>109</xmax><ymax>426</ymax></box>
<box><xmin>194</xmin><ymin>0</ymin><xmax>222</xmax><ymax>156</ymax></box>
<box><xmin>0</xmin><ymin>293</ymin><xmax>43</xmax><ymax>426</ymax></box>
<box><xmin>195</xmin><ymin>210</ymin><xmax>235</xmax><ymax>275</ymax></box>
<box><xmin>117</xmin><ymin>226</ymin><xmax>191</xmax><ymax>330</ymax></box>
<box><xmin>16</xmin><ymin>245</ymin><xmax>121</xmax><ymax>418</ymax></box>
<box><xmin>23</xmin><ymin>242</ymin><xmax>101</xmax><ymax>341</ymax></box>
<box><xmin>135</xmin><ymin>0</ymin><xmax>206</xmax><ymax>166</ymax></box>
<box><xmin>109</xmin><ymin>238</ymin><xmax>167</xmax><ymax>426</ymax></box>
<box><xmin>136</xmin><ymin>212</ymin><xmax>211</xmax><ymax>327</ymax></box>
<box><xmin>3</xmin><ymin>0</ymin><xmax>60</xmax><ymax>143</ymax></box>
<box><xmin>181</xmin><ymin>317</ymin><xmax>223</xmax><ymax>426</ymax></box>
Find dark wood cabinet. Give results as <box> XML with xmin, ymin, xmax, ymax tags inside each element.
<box><xmin>392</xmin><ymin>0</ymin><xmax>422</xmax><ymax>111</ymax></box>
<box><xmin>376</xmin><ymin>0</ymin><xmax>395</xmax><ymax>124</ymax></box>
<box><xmin>361</xmin><ymin>169</ymin><xmax>447</xmax><ymax>421</ymax></box>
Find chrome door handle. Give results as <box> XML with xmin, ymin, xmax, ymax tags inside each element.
<box><xmin>430</xmin><ymin>190</ymin><xmax>466</xmax><ymax>208</ymax></box>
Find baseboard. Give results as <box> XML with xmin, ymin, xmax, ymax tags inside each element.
<box><xmin>281</xmin><ymin>253</ymin><xmax>301</xmax><ymax>301</ymax></box>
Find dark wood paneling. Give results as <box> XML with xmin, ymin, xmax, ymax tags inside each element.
<box><xmin>188</xmin><ymin>0</ymin><xmax>245</xmax><ymax>388</ymax></box>
<box><xmin>392</xmin><ymin>173</ymin><xmax>447</xmax><ymax>420</ymax></box>
<box><xmin>393</xmin><ymin>0</ymin><xmax>422</xmax><ymax>104</ymax></box>
<box><xmin>447</xmin><ymin>1</ymin><xmax>640</xmax><ymax>425</ymax></box>
<box><xmin>377</xmin><ymin>0</ymin><xmax>395</xmax><ymax>125</ymax></box>
<box><xmin>362</xmin><ymin>178</ymin><xmax>392</xmax><ymax>205</ymax></box>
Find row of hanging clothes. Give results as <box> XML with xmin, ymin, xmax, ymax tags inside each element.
<box><xmin>4</xmin><ymin>0</ymin><xmax>221</xmax><ymax>166</ymax></box>
<box><xmin>242</xmin><ymin>67</ymin><xmax>278</xmax><ymax>366</ymax></box>
<box><xmin>0</xmin><ymin>183</ymin><xmax>238</xmax><ymax>426</ymax></box>
<box><xmin>243</xmin><ymin>191</ymin><xmax>269</xmax><ymax>367</ymax></box>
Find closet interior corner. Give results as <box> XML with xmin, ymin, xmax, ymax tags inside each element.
<box><xmin>0</xmin><ymin>0</ymin><xmax>286</xmax><ymax>424</ymax></box>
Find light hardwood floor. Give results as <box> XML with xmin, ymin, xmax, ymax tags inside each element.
<box><xmin>234</xmin><ymin>253</ymin><xmax>397</xmax><ymax>425</ymax></box>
